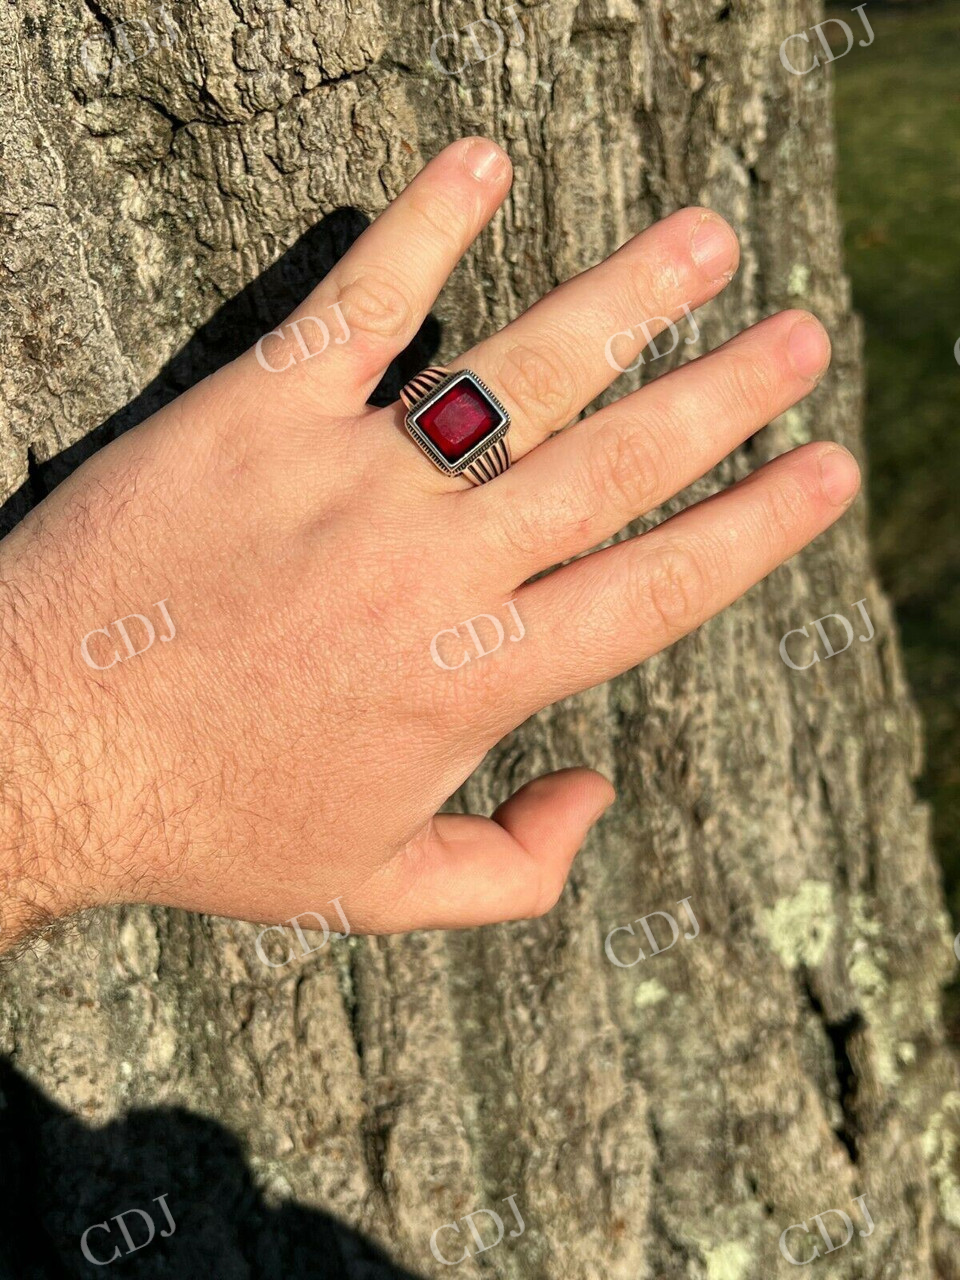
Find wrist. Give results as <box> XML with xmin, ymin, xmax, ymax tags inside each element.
<box><xmin>0</xmin><ymin>557</ymin><xmax>109</xmax><ymax>947</ymax></box>
<box><xmin>0</xmin><ymin>745</ymin><xmax>69</xmax><ymax>947</ymax></box>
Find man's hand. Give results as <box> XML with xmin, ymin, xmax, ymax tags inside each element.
<box><xmin>0</xmin><ymin>137</ymin><xmax>858</xmax><ymax>949</ymax></box>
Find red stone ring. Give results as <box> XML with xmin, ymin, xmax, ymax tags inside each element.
<box><xmin>399</xmin><ymin>366</ymin><xmax>511</xmax><ymax>485</ymax></box>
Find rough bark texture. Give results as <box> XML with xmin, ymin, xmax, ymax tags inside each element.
<box><xmin>1</xmin><ymin>1</ymin><xmax>958</xmax><ymax>1277</ymax></box>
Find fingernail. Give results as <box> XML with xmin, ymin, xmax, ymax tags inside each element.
<box><xmin>818</xmin><ymin>447</ymin><xmax>860</xmax><ymax>507</ymax></box>
<box><xmin>788</xmin><ymin>316</ymin><xmax>831</xmax><ymax>380</ymax></box>
<box><xmin>464</xmin><ymin>138</ymin><xmax>506</xmax><ymax>182</ymax></box>
<box><xmin>690</xmin><ymin>214</ymin><xmax>738</xmax><ymax>280</ymax></box>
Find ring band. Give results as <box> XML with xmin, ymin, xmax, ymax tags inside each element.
<box><xmin>400</xmin><ymin>365</ymin><xmax>511</xmax><ymax>485</ymax></box>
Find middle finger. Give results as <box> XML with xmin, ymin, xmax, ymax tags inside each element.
<box><xmin>448</xmin><ymin>206</ymin><xmax>740</xmax><ymax>462</ymax></box>
<box><xmin>474</xmin><ymin>309</ymin><xmax>833</xmax><ymax>581</ymax></box>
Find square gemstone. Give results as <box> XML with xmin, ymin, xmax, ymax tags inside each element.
<box><xmin>412</xmin><ymin>376</ymin><xmax>503</xmax><ymax>465</ymax></box>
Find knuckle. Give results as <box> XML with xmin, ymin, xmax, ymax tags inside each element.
<box><xmin>760</xmin><ymin>476</ymin><xmax>810</xmax><ymax>541</ymax></box>
<box><xmin>491</xmin><ymin>482</ymin><xmax>595</xmax><ymax>562</ymax></box>
<box><xmin>497</xmin><ymin>337</ymin><xmax>575</xmax><ymax>424</ymax></box>
<box><xmin>435</xmin><ymin>643</ymin><xmax>509</xmax><ymax>736</ymax></box>
<box><xmin>407</xmin><ymin>187</ymin><xmax>471</xmax><ymax>252</ymax></box>
<box><xmin>335</xmin><ymin>269</ymin><xmax>415</xmax><ymax>344</ymax></box>
<box><xmin>640</xmin><ymin>544</ymin><xmax>710</xmax><ymax>637</ymax></box>
<box><xmin>622</xmin><ymin>238</ymin><xmax>684</xmax><ymax>316</ymax></box>
<box><xmin>495</xmin><ymin>498</ymin><xmax>556</xmax><ymax>560</ymax></box>
<box><xmin>630</xmin><ymin>260</ymin><xmax>676</xmax><ymax>323</ymax></box>
<box><xmin>721</xmin><ymin>351</ymin><xmax>775</xmax><ymax>423</ymax></box>
<box><xmin>591</xmin><ymin>418</ymin><xmax>670</xmax><ymax>515</ymax></box>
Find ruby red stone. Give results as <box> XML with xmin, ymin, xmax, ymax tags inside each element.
<box><xmin>414</xmin><ymin>379</ymin><xmax>499</xmax><ymax>463</ymax></box>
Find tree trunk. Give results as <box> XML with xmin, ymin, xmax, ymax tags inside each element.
<box><xmin>1</xmin><ymin>1</ymin><xmax>957</xmax><ymax>1277</ymax></box>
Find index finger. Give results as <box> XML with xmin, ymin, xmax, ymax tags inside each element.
<box><xmin>235</xmin><ymin>137</ymin><xmax>513</xmax><ymax>416</ymax></box>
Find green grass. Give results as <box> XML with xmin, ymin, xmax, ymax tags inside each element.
<box><xmin>828</xmin><ymin>2</ymin><xmax>960</xmax><ymax>932</ymax></box>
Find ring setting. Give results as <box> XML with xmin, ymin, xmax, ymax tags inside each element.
<box><xmin>400</xmin><ymin>366</ymin><xmax>511</xmax><ymax>484</ymax></box>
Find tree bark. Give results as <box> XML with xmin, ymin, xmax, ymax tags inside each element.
<box><xmin>1</xmin><ymin>1</ymin><xmax>958</xmax><ymax>1277</ymax></box>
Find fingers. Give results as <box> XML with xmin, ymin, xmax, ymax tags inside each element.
<box><xmin>500</xmin><ymin>442</ymin><xmax>860</xmax><ymax>720</ymax></box>
<box><xmin>238</xmin><ymin>138</ymin><xmax>512</xmax><ymax>416</ymax></box>
<box><xmin>448</xmin><ymin>206</ymin><xmax>740</xmax><ymax>462</ymax></box>
<box><xmin>359</xmin><ymin>769</ymin><xmax>614</xmax><ymax>932</ymax></box>
<box><xmin>475</xmin><ymin>310</ymin><xmax>832</xmax><ymax>579</ymax></box>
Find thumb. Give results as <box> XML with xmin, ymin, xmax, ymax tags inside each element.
<box><xmin>361</xmin><ymin>768</ymin><xmax>615</xmax><ymax>933</ymax></box>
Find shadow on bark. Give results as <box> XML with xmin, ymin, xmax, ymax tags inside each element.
<box><xmin>0</xmin><ymin>1058</ymin><xmax>425</xmax><ymax>1279</ymax></box>
<box><xmin>0</xmin><ymin>209</ymin><xmax>441</xmax><ymax>538</ymax></box>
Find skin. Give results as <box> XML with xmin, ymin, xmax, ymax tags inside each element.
<box><xmin>0</xmin><ymin>137</ymin><xmax>859</xmax><ymax>950</ymax></box>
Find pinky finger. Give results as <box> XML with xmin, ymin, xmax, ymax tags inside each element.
<box><xmin>506</xmin><ymin>442</ymin><xmax>861</xmax><ymax>720</ymax></box>
<box><xmin>360</xmin><ymin>769</ymin><xmax>615</xmax><ymax>933</ymax></box>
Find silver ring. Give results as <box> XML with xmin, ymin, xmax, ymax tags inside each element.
<box><xmin>400</xmin><ymin>365</ymin><xmax>511</xmax><ymax>485</ymax></box>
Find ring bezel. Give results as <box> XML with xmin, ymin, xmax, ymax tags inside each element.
<box><xmin>404</xmin><ymin>370</ymin><xmax>510</xmax><ymax>477</ymax></box>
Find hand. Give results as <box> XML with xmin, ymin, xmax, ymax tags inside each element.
<box><xmin>0</xmin><ymin>137</ymin><xmax>858</xmax><ymax>947</ymax></box>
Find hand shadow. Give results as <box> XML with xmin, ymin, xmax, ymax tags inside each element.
<box><xmin>0</xmin><ymin>208</ymin><xmax>442</xmax><ymax>538</ymax></box>
<box><xmin>0</xmin><ymin>1058</ymin><xmax>427</xmax><ymax>1279</ymax></box>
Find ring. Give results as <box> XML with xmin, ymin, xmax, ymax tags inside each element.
<box><xmin>400</xmin><ymin>366</ymin><xmax>511</xmax><ymax>485</ymax></box>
